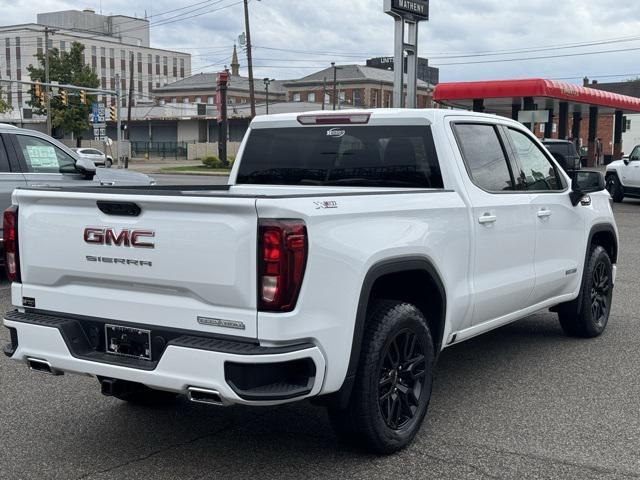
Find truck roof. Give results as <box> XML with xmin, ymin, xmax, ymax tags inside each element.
<box><xmin>249</xmin><ymin>108</ymin><xmax>520</xmax><ymax>128</ymax></box>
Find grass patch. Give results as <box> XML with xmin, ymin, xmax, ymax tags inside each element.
<box><xmin>159</xmin><ymin>165</ymin><xmax>231</xmax><ymax>174</ymax></box>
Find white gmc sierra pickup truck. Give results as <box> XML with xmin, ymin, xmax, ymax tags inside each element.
<box><xmin>3</xmin><ymin>109</ymin><xmax>618</xmax><ymax>453</ymax></box>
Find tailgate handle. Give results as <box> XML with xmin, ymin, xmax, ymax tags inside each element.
<box><xmin>97</xmin><ymin>201</ymin><xmax>141</xmax><ymax>217</ymax></box>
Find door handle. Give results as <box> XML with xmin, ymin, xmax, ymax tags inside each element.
<box><xmin>100</xmin><ymin>181</ymin><xmax>116</xmax><ymax>186</ymax></box>
<box><xmin>537</xmin><ymin>208</ymin><xmax>553</xmax><ymax>218</ymax></box>
<box><xmin>478</xmin><ymin>214</ymin><xmax>497</xmax><ymax>225</ymax></box>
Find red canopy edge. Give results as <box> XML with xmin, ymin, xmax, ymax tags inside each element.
<box><xmin>433</xmin><ymin>78</ymin><xmax>640</xmax><ymax>113</ymax></box>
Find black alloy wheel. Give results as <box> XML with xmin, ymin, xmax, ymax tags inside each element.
<box><xmin>590</xmin><ymin>260</ymin><xmax>611</xmax><ymax>328</ymax></box>
<box><xmin>378</xmin><ymin>328</ymin><xmax>426</xmax><ymax>430</ymax></box>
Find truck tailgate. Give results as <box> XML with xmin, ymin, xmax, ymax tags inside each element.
<box><xmin>14</xmin><ymin>189</ymin><xmax>259</xmax><ymax>338</ymax></box>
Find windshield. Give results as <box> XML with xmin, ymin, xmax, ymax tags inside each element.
<box><xmin>236</xmin><ymin>125</ymin><xmax>444</xmax><ymax>188</ymax></box>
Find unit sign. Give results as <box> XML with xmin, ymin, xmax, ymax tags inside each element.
<box><xmin>390</xmin><ymin>0</ymin><xmax>429</xmax><ymax>20</ymax></box>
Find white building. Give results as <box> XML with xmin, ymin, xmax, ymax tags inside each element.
<box><xmin>0</xmin><ymin>9</ymin><xmax>191</xmax><ymax>123</ymax></box>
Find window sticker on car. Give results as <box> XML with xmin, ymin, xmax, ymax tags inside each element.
<box><xmin>25</xmin><ymin>145</ymin><xmax>58</xmax><ymax>168</ymax></box>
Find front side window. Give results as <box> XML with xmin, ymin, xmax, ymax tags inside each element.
<box><xmin>507</xmin><ymin>129</ymin><xmax>563</xmax><ymax>191</ymax></box>
<box><xmin>455</xmin><ymin>124</ymin><xmax>514</xmax><ymax>192</ymax></box>
<box><xmin>15</xmin><ymin>135</ymin><xmax>76</xmax><ymax>173</ymax></box>
<box><xmin>237</xmin><ymin>125</ymin><xmax>444</xmax><ymax>188</ymax></box>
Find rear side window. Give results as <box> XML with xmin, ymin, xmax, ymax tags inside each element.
<box><xmin>454</xmin><ymin>124</ymin><xmax>514</xmax><ymax>192</ymax></box>
<box><xmin>236</xmin><ymin>126</ymin><xmax>444</xmax><ymax>188</ymax></box>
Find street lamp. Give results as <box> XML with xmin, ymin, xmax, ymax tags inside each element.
<box><xmin>263</xmin><ymin>78</ymin><xmax>275</xmax><ymax>114</ymax></box>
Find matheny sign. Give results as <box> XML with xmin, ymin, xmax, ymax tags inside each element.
<box><xmin>384</xmin><ymin>0</ymin><xmax>430</xmax><ymax>108</ymax></box>
<box><xmin>388</xmin><ymin>0</ymin><xmax>429</xmax><ymax>21</ymax></box>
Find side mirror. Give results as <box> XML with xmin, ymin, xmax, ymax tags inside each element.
<box><xmin>75</xmin><ymin>157</ymin><xmax>97</xmax><ymax>179</ymax></box>
<box><xmin>569</xmin><ymin>171</ymin><xmax>605</xmax><ymax>206</ymax></box>
<box><xmin>623</xmin><ymin>156</ymin><xmax>630</xmax><ymax>165</ymax></box>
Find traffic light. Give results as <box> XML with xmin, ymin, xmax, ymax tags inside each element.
<box><xmin>79</xmin><ymin>90</ymin><xmax>86</xmax><ymax>104</ymax></box>
<box><xmin>109</xmin><ymin>104</ymin><xmax>117</xmax><ymax>121</ymax></box>
<box><xmin>33</xmin><ymin>82</ymin><xmax>44</xmax><ymax>106</ymax></box>
<box><xmin>59</xmin><ymin>89</ymin><xmax>68</xmax><ymax>106</ymax></box>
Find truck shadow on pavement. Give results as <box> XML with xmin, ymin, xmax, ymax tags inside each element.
<box><xmin>43</xmin><ymin>310</ymin><xmax>618</xmax><ymax>479</ymax></box>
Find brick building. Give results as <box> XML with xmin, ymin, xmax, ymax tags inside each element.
<box><xmin>152</xmin><ymin>46</ymin><xmax>286</xmax><ymax>108</ymax></box>
<box><xmin>282</xmin><ymin>64</ymin><xmax>434</xmax><ymax>109</ymax></box>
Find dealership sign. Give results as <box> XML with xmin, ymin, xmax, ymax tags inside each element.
<box><xmin>387</xmin><ymin>0</ymin><xmax>429</xmax><ymax>20</ymax></box>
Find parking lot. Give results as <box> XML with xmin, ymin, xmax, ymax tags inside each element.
<box><xmin>0</xmin><ymin>177</ymin><xmax>639</xmax><ymax>480</ymax></box>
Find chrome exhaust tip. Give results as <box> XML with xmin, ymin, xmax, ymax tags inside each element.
<box><xmin>187</xmin><ymin>387</ymin><xmax>227</xmax><ymax>406</ymax></box>
<box><xmin>27</xmin><ymin>357</ymin><xmax>63</xmax><ymax>376</ymax></box>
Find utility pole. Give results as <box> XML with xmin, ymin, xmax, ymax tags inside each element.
<box><xmin>126</xmin><ymin>52</ymin><xmax>134</xmax><ymax>169</ymax></box>
<box><xmin>44</xmin><ymin>27</ymin><xmax>53</xmax><ymax>136</ymax></box>
<box><xmin>115</xmin><ymin>73</ymin><xmax>122</xmax><ymax>169</ymax></box>
<box><xmin>218</xmin><ymin>70</ymin><xmax>229</xmax><ymax>164</ymax></box>
<box><xmin>243</xmin><ymin>0</ymin><xmax>256</xmax><ymax>118</ymax></box>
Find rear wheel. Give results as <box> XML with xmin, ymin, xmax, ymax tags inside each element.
<box><xmin>105</xmin><ymin>158</ymin><xmax>113</xmax><ymax>168</ymax></box>
<box><xmin>328</xmin><ymin>300</ymin><xmax>434</xmax><ymax>454</ymax></box>
<box><xmin>558</xmin><ymin>245</ymin><xmax>613</xmax><ymax>338</ymax></box>
<box><xmin>606</xmin><ymin>174</ymin><xmax>624</xmax><ymax>203</ymax></box>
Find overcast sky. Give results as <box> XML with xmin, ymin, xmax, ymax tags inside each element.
<box><xmin>3</xmin><ymin>0</ymin><xmax>640</xmax><ymax>84</ymax></box>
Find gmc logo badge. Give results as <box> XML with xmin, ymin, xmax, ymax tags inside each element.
<box><xmin>84</xmin><ymin>227</ymin><xmax>155</xmax><ymax>249</ymax></box>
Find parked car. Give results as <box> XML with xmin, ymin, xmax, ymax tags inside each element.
<box><xmin>0</xmin><ymin>124</ymin><xmax>155</xmax><ymax>243</ymax></box>
<box><xmin>605</xmin><ymin>146</ymin><xmax>640</xmax><ymax>202</ymax></box>
<box><xmin>2</xmin><ymin>110</ymin><xmax>617</xmax><ymax>454</ymax></box>
<box><xmin>541</xmin><ymin>139</ymin><xmax>581</xmax><ymax>173</ymax></box>
<box><xmin>73</xmin><ymin>147</ymin><xmax>114</xmax><ymax>168</ymax></box>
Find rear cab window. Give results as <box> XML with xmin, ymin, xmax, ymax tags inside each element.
<box><xmin>236</xmin><ymin>125</ymin><xmax>444</xmax><ymax>189</ymax></box>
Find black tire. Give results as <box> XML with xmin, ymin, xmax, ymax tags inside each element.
<box><xmin>328</xmin><ymin>300</ymin><xmax>434</xmax><ymax>454</ymax></box>
<box><xmin>606</xmin><ymin>174</ymin><xmax>624</xmax><ymax>203</ymax></box>
<box><xmin>558</xmin><ymin>245</ymin><xmax>613</xmax><ymax>338</ymax></box>
<box><xmin>105</xmin><ymin>158</ymin><xmax>113</xmax><ymax>168</ymax></box>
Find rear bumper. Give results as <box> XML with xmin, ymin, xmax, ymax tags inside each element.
<box><xmin>3</xmin><ymin>310</ymin><xmax>326</xmax><ymax>406</ymax></box>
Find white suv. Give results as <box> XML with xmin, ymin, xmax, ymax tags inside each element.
<box><xmin>606</xmin><ymin>147</ymin><xmax>640</xmax><ymax>202</ymax></box>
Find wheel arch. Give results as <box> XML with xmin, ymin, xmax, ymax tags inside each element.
<box><xmin>589</xmin><ymin>223</ymin><xmax>618</xmax><ymax>264</ymax></box>
<box><xmin>323</xmin><ymin>256</ymin><xmax>447</xmax><ymax>408</ymax></box>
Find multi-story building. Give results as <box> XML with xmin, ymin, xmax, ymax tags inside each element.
<box><xmin>0</xmin><ymin>9</ymin><xmax>191</xmax><ymax>122</ymax></box>
<box><xmin>282</xmin><ymin>64</ymin><xmax>434</xmax><ymax>109</ymax></box>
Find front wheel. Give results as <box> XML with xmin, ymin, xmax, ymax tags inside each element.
<box><xmin>606</xmin><ymin>175</ymin><xmax>624</xmax><ymax>203</ymax></box>
<box><xmin>105</xmin><ymin>158</ymin><xmax>113</xmax><ymax>168</ymax></box>
<box><xmin>328</xmin><ymin>300</ymin><xmax>434</xmax><ymax>454</ymax></box>
<box><xmin>558</xmin><ymin>245</ymin><xmax>613</xmax><ymax>338</ymax></box>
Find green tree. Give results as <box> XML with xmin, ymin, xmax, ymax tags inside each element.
<box><xmin>27</xmin><ymin>42</ymin><xmax>99</xmax><ymax>140</ymax></box>
<box><xmin>0</xmin><ymin>88</ymin><xmax>10</xmax><ymax>113</ymax></box>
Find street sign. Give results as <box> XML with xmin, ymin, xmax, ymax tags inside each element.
<box><xmin>91</xmin><ymin>102</ymin><xmax>106</xmax><ymax>124</ymax></box>
<box><xmin>386</xmin><ymin>0</ymin><xmax>429</xmax><ymax>21</ymax></box>
<box><xmin>518</xmin><ymin>110</ymin><xmax>550</xmax><ymax>124</ymax></box>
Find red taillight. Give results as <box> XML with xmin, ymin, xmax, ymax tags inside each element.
<box><xmin>258</xmin><ymin>220</ymin><xmax>307</xmax><ymax>312</ymax></box>
<box><xmin>3</xmin><ymin>206</ymin><xmax>20</xmax><ymax>283</ymax></box>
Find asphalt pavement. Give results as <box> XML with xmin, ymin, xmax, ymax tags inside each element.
<box><xmin>1</xmin><ymin>185</ymin><xmax>639</xmax><ymax>479</ymax></box>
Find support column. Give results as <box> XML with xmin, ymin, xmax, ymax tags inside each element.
<box><xmin>587</xmin><ymin>106</ymin><xmax>598</xmax><ymax>168</ymax></box>
<box><xmin>472</xmin><ymin>99</ymin><xmax>484</xmax><ymax>112</ymax></box>
<box><xmin>558</xmin><ymin>102</ymin><xmax>569</xmax><ymax>140</ymax></box>
<box><xmin>544</xmin><ymin>109</ymin><xmax>554</xmax><ymax>139</ymax></box>
<box><xmin>511</xmin><ymin>102</ymin><xmax>521</xmax><ymax>121</ymax></box>
<box><xmin>571</xmin><ymin>111</ymin><xmax>582</xmax><ymax>142</ymax></box>
<box><xmin>523</xmin><ymin>97</ymin><xmax>535</xmax><ymax>131</ymax></box>
<box><xmin>614</xmin><ymin>110</ymin><xmax>624</xmax><ymax>160</ymax></box>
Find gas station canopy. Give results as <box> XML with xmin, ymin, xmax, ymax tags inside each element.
<box><xmin>433</xmin><ymin>78</ymin><xmax>640</xmax><ymax>115</ymax></box>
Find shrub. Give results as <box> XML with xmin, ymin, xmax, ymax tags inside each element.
<box><xmin>202</xmin><ymin>156</ymin><xmax>221</xmax><ymax>168</ymax></box>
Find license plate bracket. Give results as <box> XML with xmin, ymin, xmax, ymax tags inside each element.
<box><xmin>105</xmin><ymin>324</ymin><xmax>152</xmax><ymax>361</ymax></box>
